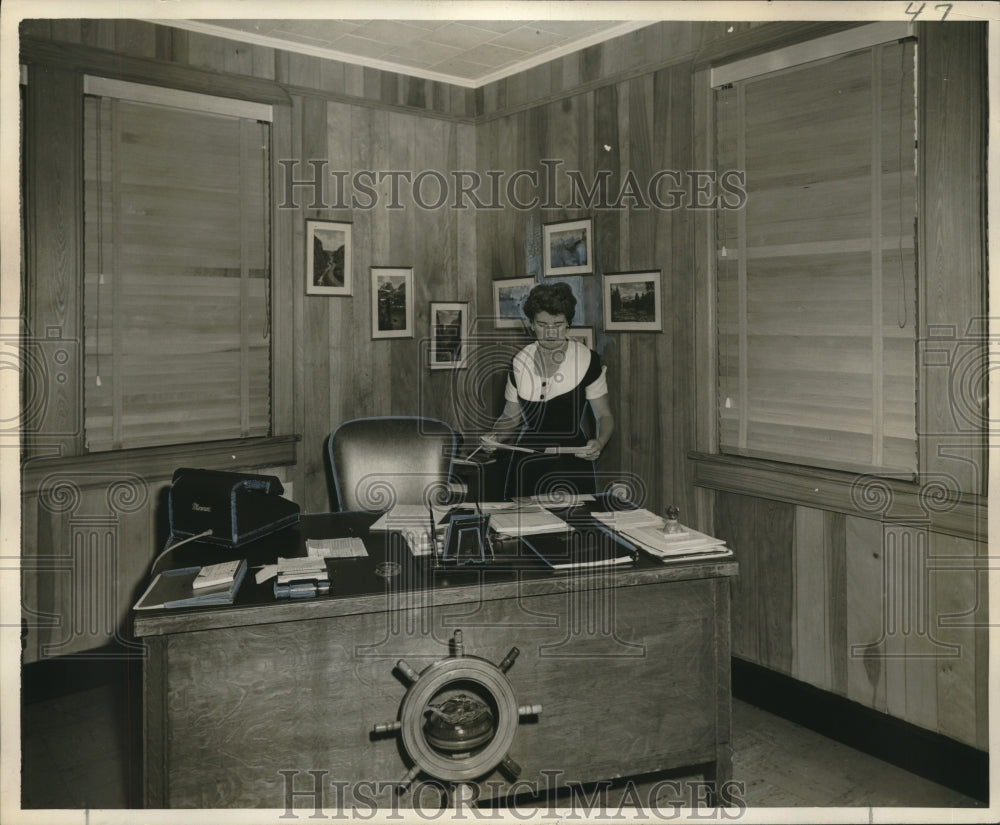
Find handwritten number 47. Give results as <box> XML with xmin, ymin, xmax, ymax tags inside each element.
<box><xmin>905</xmin><ymin>2</ymin><xmax>953</xmax><ymax>20</ymax></box>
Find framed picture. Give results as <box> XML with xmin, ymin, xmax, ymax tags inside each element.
<box><xmin>429</xmin><ymin>302</ymin><xmax>469</xmax><ymax>370</ymax></box>
<box><xmin>603</xmin><ymin>270</ymin><xmax>663</xmax><ymax>332</ymax></box>
<box><xmin>371</xmin><ymin>267</ymin><xmax>413</xmax><ymax>339</ymax></box>
<box><xmin>492</xmin><ymin>277</ymin><xmax>534</xmax><ymax>329</ymax></box>
<box><xmin>567</xmin><ymin>326</ymin><xmax>595</xmax><ymax>350</ymax></box>
<box><xmin>543</xmin><ymin>218</ymin><xmax>593</xmax><ymax>277</ymax></box>
<box><xmin>306</xmin><ymin>220</ymin><xmax>352</xmax><ymax>296</ymax></box>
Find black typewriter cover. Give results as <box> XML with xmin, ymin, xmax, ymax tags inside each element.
<box><xmin>168</xmin><ymin>467</ymin><xmax>300</xmax><ymax>548</ymax></box>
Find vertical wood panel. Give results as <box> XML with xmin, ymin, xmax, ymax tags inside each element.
<box><xmin>845</xmin><ymin>515</ymin><xmax>887</xmax><ymax>711</ymax></box>
<box><xmin>756</xmin><ymin>499</ymin><xmax>795</xmax><ymax>673</ymax></box>
<box><xmin>793</xmin><ymin>505</ymin><xmax>830</xmax><ymax>689</ymax></box>
<box><xmin>369</xmin><ymin>107</ymin><xmax>391</xmax><ymax>417</ymax></box>
<box><xmin>933</xmin><ymin>532</ymin><xmax>983</xmax><ymax>747</ymax></box>
<box><xmin>326</xmin><ymin>101</ymin><xmax>355</xmax><ymax>442</ymax></box>
<box><xmin>299</xmin><ymin>96</ymin><xmax>331</xmax><ymax>513</ymax></box>
<box><xmin>918</xmin><ymin>22</ymin><xmax>986</xmax><ymax>494</ymax></box>
<box><xmin>714</xmin><ymin>491</ymin><xmax>757</xmax><ymax>661</ymax></box>
<box><xmin>24</xmin><ymin>65</ymin><xmax>83</xmax><ymax>459</ymax></box>
<box><xmin>826</xmin><ymin>510</ymin><xmax>848</xmax><ymax>695</ymax></box>
<box><xmin>668</xmin><ymin>64</ymin><xmax>697</xmax><ymax>525</ymax></box>
<box><xmin>351</xmin><ymin>105</ymin><xmax>375</xmax><ymax>419</ymax></box>
<box><xmin>654</xmin><ymin>68</ymin><xmax>678</xmax><ymax>512</ymax></box>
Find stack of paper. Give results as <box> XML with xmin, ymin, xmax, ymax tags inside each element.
<box><xmin>617</xmin><ymin>524</ymin><xmax>731</xmax><ymax>562</ymax></box>
<box><xmin>192</xmin><ymin>559</ymin><xmax>245</xmax><ymax>590</ymax></box>
<box><xmin>591</xmin><ymin>508</ymin><xmax>664</xmax><ymax>530</ymax></box>
<box><xmin>274</xmin><ymin>556</ymin><xmax>330</xmax><ymax>598</ymax></box>
<box><xmin>305</xmin><ymin>537</ymin><xmax>368</xmax><ymax>559</ymax></box>
<box><xmin>488</xmin><ymin>503</ymin><xmax>569</xmax><ymax>537</ymax></box>
<box><xmin>515</xmin><ymin>493</ymin><xmax>596</xmax><ymax>509</ymax></box>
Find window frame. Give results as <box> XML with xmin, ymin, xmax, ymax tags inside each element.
<box><xmin>696</xmin><ymin>23</ymin><xmax>920</xmax><ymax>480</ymax></box>
<box><xmin>80</xmin><ymin>77</ymin><xmax>275</xmax><ymax>453</ymax></box>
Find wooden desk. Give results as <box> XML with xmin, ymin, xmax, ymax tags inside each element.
<box><xmin>135</xmin><ymin>512</ymin><xmax>737</xmax><ymax>810</ymax></box>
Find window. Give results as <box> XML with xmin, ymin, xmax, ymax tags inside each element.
<box><xmin>714</xmin><ymin>32</ymin><xmax>918</xmax><ymax>475</ymax></box>
<box><xmin>83</xmin><ymin>81</ymin><xmax>271</xmax><ymax>451</ymax></box>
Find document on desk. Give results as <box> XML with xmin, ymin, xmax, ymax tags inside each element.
<box><xmin>305</xmin><ymin>537</ymin><xmax>368</xmax><ymax>559</ymax></box>
<box><xmin>619</xmin><ymin>525</ymin><xmax>730</xmax><ymax>561</ymax></box>
<box><xmin>515</xmin><ymin>493</ymin><xmax>596</xmax><ymax>509</ymax></box>
<box><xmin>488</xmin><ymin>503</ymin><xmax>569</xmax><ymax>537</ymax></box>
<box><xmin>591</xmin><ymin>508</ymin><xmax>664</xmax><ymax>530</ymax></box>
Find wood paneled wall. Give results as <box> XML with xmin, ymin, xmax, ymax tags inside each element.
<box><xmin>714</xmin><ymin>490</ymin><xmax>987</xmax><ymax>750</ymax></box>
<box><xmin>284</xmin><ymin>94</ymin><xmax>477</xmax><ymax>513</ymax></box>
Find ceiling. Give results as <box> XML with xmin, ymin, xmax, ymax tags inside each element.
<box><xmin>158</xmin><ymin>19</ymin><xmax>652</xmax><ymax>88</ymax></box>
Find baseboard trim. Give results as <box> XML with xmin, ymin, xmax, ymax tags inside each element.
<box><xmin>731</xmin><ymin>657</ymin><xmax>989</xmax><ymax>803</ymax></box>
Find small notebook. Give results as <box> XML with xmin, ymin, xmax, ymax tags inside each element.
<box><xmin>135</xmin><ymin>560</ymin><xmax>247</xmax><ymax>610</ymax></box>
<box><xmin>192</xmin><ymin>559</ymin><xmax>244</xmax><ymax>590</ymax></box>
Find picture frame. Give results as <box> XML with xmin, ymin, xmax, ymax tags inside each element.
<box><xmin>567</xmin><ymin>326</ymin><xmax>595</xmax><ymax>350</ymax></box>
<box><xmin>492</xmin><ymin>277</ymin><xmax>535</xmax><ymax>329</ymax></box>
<box><xmin>429</xmin><ymin>302</ymin><xmax>469</xmax><ymax>370</ymax></box>
<box><xmin>603</xmin><ymin>270</ymin><xmax>663</xmax><ymax>332</ymax></box>
<box><xmin>542</xmin><ymin>218</ymin><xmax>593</xmax><ymax>277</ymax></box>
<box><xmin>371</xmin><ymin>267</ymin><xmax>414</xmax><ymax>339</ymax></box>
<box><xmin>306</xmin><ymin>220</ymin><xmax>352</xmax><ymax>296</ymax></box>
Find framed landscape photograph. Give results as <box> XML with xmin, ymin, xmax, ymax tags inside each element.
<box><xmin>603</xmin><ymin>270</ymin><xmax>662</xmax><ymax>332</ymax></box>
<box><xmin>306</xmin><ymin>220</ymin><xmax>352</xmax><ymax>296</ymax></box>
<box><xmin>567</xmin><ymin>326</ymin><xmax>595</xmax><ymax>350</ymax></box>
<box><xmin>371</xmin><ymin>267</ymin><xmax>413</xmax><ymax>338</ymax></box>
<box><xmin>543</xmin><ymin>218</ymin><xmax>593</xmax><ymax>277</ymax></box>
<box><xmin>429</xmin><ymin>302</ymin><xmax>469</xmax><ymax>369</ymax></box>
<box><xmin>492</xmin><ymin>277</ymin><xmax>534</xmax><ymax>329</ymax></box>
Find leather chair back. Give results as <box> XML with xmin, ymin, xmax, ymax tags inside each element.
<box><xmin>327</xmin><ymin>416</ymin><xmax>458</xmax><ymax>511</ymax></box>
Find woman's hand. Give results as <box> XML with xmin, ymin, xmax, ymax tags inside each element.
<box><xmin>576</xmin><ymin>439</ymin><xmax>603</xmax><ymax>461</ymax></box>
<box><xmin>480</xmin><ymin>432</ymin><xmax>503</xmax><ymax>454</ymax></box>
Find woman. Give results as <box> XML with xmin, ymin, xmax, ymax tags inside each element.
<box><xmin>481</xmin><ymin>282</ymin><xmax>615</xmax><ymax>499</ymax></box>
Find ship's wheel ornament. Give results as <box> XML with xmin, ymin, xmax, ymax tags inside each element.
<box><xmin>372</xmin><ymin>629</ymin><xmax>541</xmax><ymax>802</ymax></box>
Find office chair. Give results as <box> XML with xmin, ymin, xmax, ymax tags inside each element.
<box><xmin>327</xmin><ymin>416</ymin><xmax>460</xmax><ymax>512</ymax></box>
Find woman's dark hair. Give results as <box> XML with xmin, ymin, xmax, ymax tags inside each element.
<box><xmin>522</xmin><ymin>282</ymin><xmax>576</xmax><ymax>324</ymax></box>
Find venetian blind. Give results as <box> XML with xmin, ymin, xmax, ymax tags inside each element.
<box><xmin>715</xmin><ymin>38</ymin><xmax>918</xmax><ymax>475</ymax></box>
<box><xmin>83</xmin><ymin>93</ymin><xmax>271</xmax><ymax>451</ymax></box>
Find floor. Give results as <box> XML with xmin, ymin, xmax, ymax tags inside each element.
<box><xmin>19</xmin><ymin>679</ymin><xmax>984</xmax><ymax>812</ymax></box>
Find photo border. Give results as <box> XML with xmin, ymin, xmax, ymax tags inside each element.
<box><xmin>371</xmin><ymin>266</ymin><xmax>414</xmax><ymax>339</ymax></box>
<box><xmin>305</xmin><ymin>220</ymin><xmax>352</xmax><ymax>296</ymax></box>
<box><xmin>542</xmin><ymin>218</ymin><xmax>594</xmax><ymax>277</ymax></box>
<box><xmin>603</xmin><ymin>270</ymin><xmax>663</xmax><ymax>332</ymax></box>
<box><xmin>429</xmin><ymin>301</ymin><xmax>470</xmax><ymax>370</ymax></box>
<box><xmin>492</xmin><ymin>277</ymin><xmax>535</xmax><ymax>329</ymax></box>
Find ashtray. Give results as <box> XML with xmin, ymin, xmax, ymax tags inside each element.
<box><xmin>375</xmin><ymin>561</ymin><xmax>401</xmax><ymax>578</ymax></box>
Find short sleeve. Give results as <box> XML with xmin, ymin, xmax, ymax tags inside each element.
<box><xmin>504</xmin><ymin>371</ymin><xmax>519</xmax><ymax>403</ymax></box>
<box><xmin>584</xmin><ymin>353</ymin><xmax>608</xmax><ymax>400</ymax></box>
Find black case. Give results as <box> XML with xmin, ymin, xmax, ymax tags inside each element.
<box><xmin>168</xmin><ymin>467</ymin><xmax>300</xmax><ymax>547</ymax></box>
